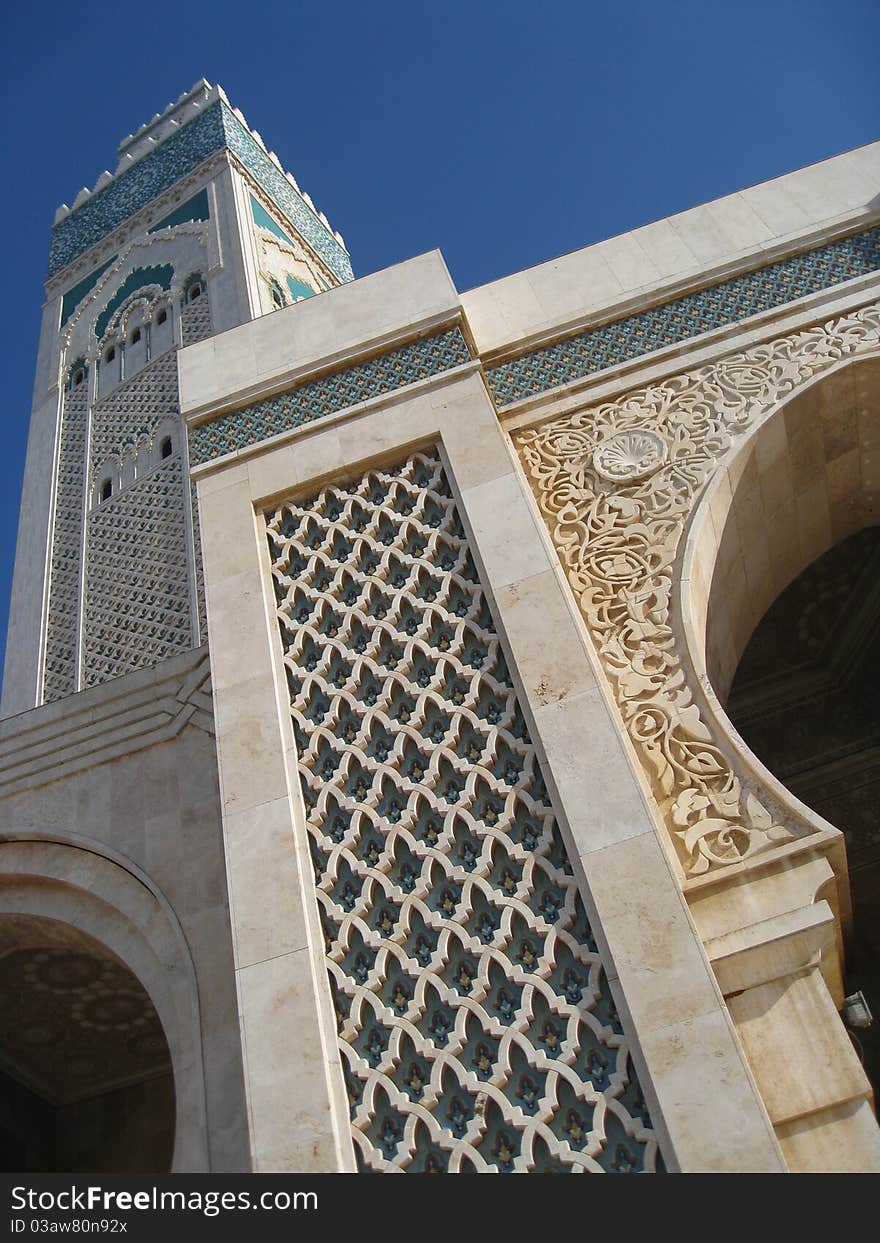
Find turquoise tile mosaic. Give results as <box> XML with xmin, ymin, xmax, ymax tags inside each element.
<box><xmin>49</xmin><ymin>103</ymin><xmax>352</xmax><ymax>285</ymax></box>
<box><xmin>485</xmin><ymin>228</ymin><xmax>880</xmax><ymax>407</ymax></box>
<box><xmin>222</xmin><ymin>108</ymin><xmax>352</xmax><ymax>284</ymax></box>
<box><xmin>60</xmin><ymin>256</ymin><xmax>117</xmax><ymax>327</ymax></box>
<box><xmin>250</xmin><ymin>193</ymin><xmax>295</xmax><ymax>247</ymax></box>
<box><xmin>147</xmin><ymin>188</ymin><xmax>210</xmax><ymax>234</ymax></box>
<box><xmin>50</xmin><ymin>105</ymin><xmax>225</xmax><ymax>279</ymax></box>
<box><xmin>94</xmin><ymin>265</ymin><xmax>174</xmax><ymax>340</ymax></box>
<box><xmin>190</xmin><ymin>327</ymin><xmax>472</xmax><ymax>465</ymax></box>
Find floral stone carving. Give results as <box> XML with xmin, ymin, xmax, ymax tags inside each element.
<box><xmin>515</xmin><ymin>304</ymin><xmax>880</xmax><ymax>877</ymax></box>
<box><xmin>592</xmin><ymin>429</ymin><xmax>668</xmax><ymax>482</ymax></box>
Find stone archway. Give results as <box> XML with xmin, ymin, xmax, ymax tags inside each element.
<box><xmin>725</xmin><ymin>528</ymin><xmax>880</xmax><ymax>1096</ymax></box>
<box><xmin>0</xmin><ymin>836</ymin><xmax>210</xmax><ymax>1171</ymax></box>
<box><xmin>0</xmin><ymin>913</ymin><xmax>175</xmax><ymax>1172</ymax></box>
<box><xmin>681</xmin><ymin>349</ymin><xmax>880</xmax><ymax>1099</ymax></box>
<box><xmin>514</xmin><ymin>314</ymin><xmax>880</xmax><ymax>1168</ymax></box>
<box><xmin>676</xmin><ymin>349</ymin><xmax>879</xmax><ymax>859</ymax></box>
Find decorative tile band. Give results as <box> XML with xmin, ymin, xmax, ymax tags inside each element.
<box><xmin>189</xmin><ymin>327</ymin><xmax>472</xmax><ymax>465</ymax></box>
<box><xmin>220</xmin><ymin>108</ymin><xmax>353</xmax><ymax>284</ymax></box>
<box><xmin>485</xmin><ymin>228</ymin><xmax>880</xmax><ymax>408</ymax></box>
<box><xmin>49</xmin><ymin>103</ymin><xmax>352</xmax><ymax>284</ymax></box>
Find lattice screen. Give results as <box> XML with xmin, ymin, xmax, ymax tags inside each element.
<box><xmin>43</xmin><ymin>379</ymin><xmax>89</xmax><ymax>702</ymax></box>
<box><xmin>266</xmin><ymin>449</ymin><xmax>662</xmax><ymax>1173</ymax></box>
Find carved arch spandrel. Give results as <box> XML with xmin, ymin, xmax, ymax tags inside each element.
<box><xmin>513</xmin><ymin>304</ymin><xmax>880</xmax><ymax>881</ymax></box>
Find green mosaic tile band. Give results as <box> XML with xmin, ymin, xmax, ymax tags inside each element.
<box><xmin>485</xmin><ymin>228</ymin><xmax>880</xmax><ymax>408</ymax></box>
<box><xmin>49</xmin><ymin>102</ymin><xmax>352</xmax><ymax>284</ymax></box>
<box><xmin>189</xmin><ymin>327</ymin><xmax>472</xmax><ymax>465</ymax></box>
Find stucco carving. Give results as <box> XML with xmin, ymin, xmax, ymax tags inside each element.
<box><xmin>592</xmin><ymin>429</ymin><xmax>669</xmax><ymax>483</ymax></box>
<box><xmin>515</xmin><ymin>304</ymin><xmax>880</xmax><ymax>877</ymax></box>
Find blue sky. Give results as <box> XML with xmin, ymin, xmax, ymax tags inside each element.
<box><xmin>1</xmin><ymin>0</ymin><xmax>877</xmax><ymax>696</ymax></box>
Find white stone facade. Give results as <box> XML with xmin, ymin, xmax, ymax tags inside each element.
<box><xmin>1</xmin><ymin>82</ymin><xmax>879</xmax><ymax>1172</ymax></box>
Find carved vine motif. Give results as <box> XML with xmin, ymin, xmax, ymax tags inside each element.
<box><xmin>514</xmin><ymin>304</ymin><xmax>880</xmax><ymax>876</ymax></box>
<box><xmin>266</xmin><ymin>451</ymin><xmax>662</xmax><ymax>1173</ymax></box>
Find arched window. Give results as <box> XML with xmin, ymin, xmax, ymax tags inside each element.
<box><xmin>130</xmin><ymin>327</ymin><xmax>141</xmax><ymax>345</ymax></box>
<box><xmin>99</xmin><ymin>478</ymin><xmax>112</xmax><ymax>503</ymax></box>
<box><xmin>268</xmin><ymin>280</ymin><xmax>285</xmax><ymax>311</ymax></box>
<box><xmin>105</xmin><ymin>345</ymin><xmax>116</xmax><ymax>364</ymax></box>
<box><xmin>156</xmin><ymin>307</ymin><xmax>168</xmax><ymax>325</ymax></box>
<box><xmin>188</xmin><ymin>283</ymin><xmax>202</xmax><ymax>302</ymax></box>
<box><xmin>160</xmin><ymin>436</ymin><xmax>173</xmax><ymax>460</ymax></box>
<box><xmin>73</xmin><ymin>368</ymin><xmax>85</xmax><ymax>388</ymax></box>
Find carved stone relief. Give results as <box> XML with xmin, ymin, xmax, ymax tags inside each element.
<box><xmin>514</xmin><ymin>304</ymin><xmax>880</xmax><ymax>878</ymax></box>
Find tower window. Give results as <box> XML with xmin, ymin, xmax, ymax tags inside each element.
<box><xmin>160</xmin><ymin>436</ymin><xmax>173</xmax><ymax>460</ymax></box>
<box><xmin>188</xmin><ymin>283</ymin><xmax>202</xmax><ymax>302</ymax></box>
<box><xmin>105</xmin><ymin>345</ymin><xmax>116</xmax><ymax>363</ymax></box>
<box><xmin>130</xmin><ymin>327</ymin><xmax>141</xmax><ymax>345</ymax></box>
<box><xmin>156</xmin><ymin>308</ymin><xmax>168</xmax><ymax>325</ymax></box>
<box><xmin>72</xmin><ymin>369</ymin><xmax>84</xmax><ymax>387</ymax></box>
<box><xmin>99</xmin><ymin>478</ymin><xmax>112</xmax><ymax>503</ymax></box>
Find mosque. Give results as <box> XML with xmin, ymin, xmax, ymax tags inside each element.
<box><xmin>0</xmin><ymin>79</ymin><xmax>878</xmax><ymax>1173</ymax></box>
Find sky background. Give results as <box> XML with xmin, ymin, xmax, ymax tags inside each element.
<box><xmin>0</xmin><ymin>0</ymin><xmax>878</xmax><ymax>699</ymax></box>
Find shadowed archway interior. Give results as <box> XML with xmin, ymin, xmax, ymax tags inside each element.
<box><xmin>0</xmin><ymin>914</ymin><xmax>175</xmax><ymax>1172</ymax></box>
<box><xmin>726</xmin><ymin>526</ymin><xmax>880</xmax><ymax>1096</ymax></box>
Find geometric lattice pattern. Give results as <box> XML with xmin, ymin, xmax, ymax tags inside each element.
<box><xmin>44</xmin><ymin>285</ymin><xmax>209</xmax><ymax>698</ymax></box>
<box><xmin>48</xmin><ymin>101</ymin><xmax>351</xmax><ymax>283</ymax></box>
<box><xmin>179</xmin><ymin>294</ymin><xmax>213</xmax><ymax>638</ymax></box>
<box><xmin>190</xmin><ymin>328</ymin><xmax>472</xmax><ymax>465</ymax></box>
<box><xmin>486</xmin><ymin>227</ymin><xmax>880</xmax><ymax>407</ymax></box>
<box><xmin>190</xmin><ymin>479</ymin><xmax>209</xmax><ymax>648</ymax></box>
<box><xmin>180</xmin><ymin>292</ymin><xmax>212</xmax><ymax>347</ymax></box>
<box><xmin>43</xmin><ymin>378</ymin><xmax>88</xmax><ymax>702</ymax></box>
<box><xmin>82</xmin><ymin>457</ymin><xmax>191</xmax><ymax>687</ymax></box>
<box><xmin>266</xmin><ymin>450</ymin><xmax>662</xmax><ymax>1173</ymax></box>
<box><xmin>89</xmin><ymin>350</ymin><xmax>180</xmax><ymax>468</ymax></box>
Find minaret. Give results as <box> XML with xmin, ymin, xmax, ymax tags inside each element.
<box><xmin>2</xmin><ymin>79</ymin><xmax>352</xmax><ymax>715</ymax></box>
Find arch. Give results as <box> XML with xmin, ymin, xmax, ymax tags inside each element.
<box><xmin>181</xmin><ymin>272</ymin><xmax>205</xmax><ymax>304</ymax></box>
<box><xmin>94</xmin><ymin>266</ymin><xmax>174</xmax><ymax>342</ymax></box>
<box><xmin>65</xmin><ymin>358</ymin><xmax>88</xmax><ymax>391</ymax></box>
<box><xmin>0</xmin><ymin>911</ymin><xmax>175</xmax><ymax>1171</ymax></box>
<box><xmin>679</xmin><ymin>351</ymin><xmax>879</xmax><ymax>848</ymax></box>
<box><xmin>0</xmin><ymin>834</ymin><xmax>209</xmax><ymax>1170</ymax></box>
<box><xmin>91</xmin><ymin>454</ymin><xmax>120</xmax><ymax>508</ymax></box>
<box><xmin>150</xmin><ymin>415</ymin><xmax>179</xmax><ymax>467</ymax></box>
